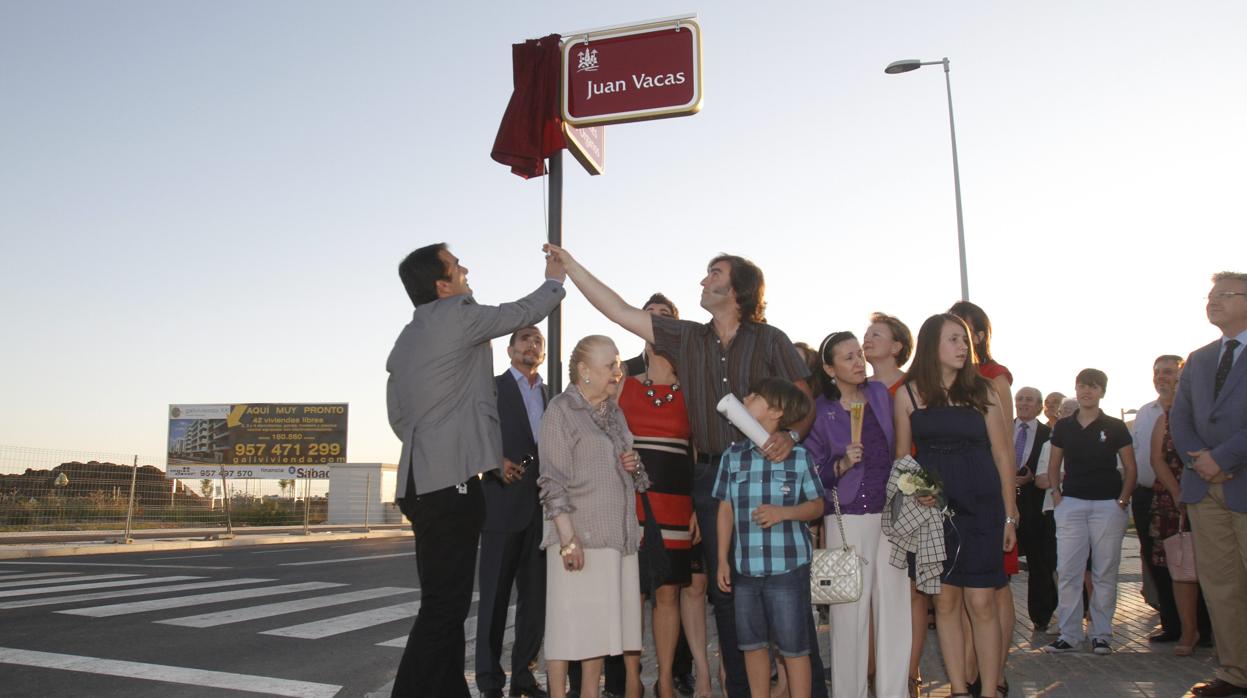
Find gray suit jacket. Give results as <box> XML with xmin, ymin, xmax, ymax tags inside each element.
<box><xmin>1174</xmin><ymin>337</ymin><xmax>1247</xmax><ymax>512</ymax></box>
<box><xmin>387</xmin><ymin>280</ymin><xmax>565</xmax><ymax>498</ymax></box>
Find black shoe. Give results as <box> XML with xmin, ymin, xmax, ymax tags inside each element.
<box><xmin>510</xmin><ymin>685</ymin><xmax>549</xmax><ymax>698</ymax></box>
<box><xmin>673</xmin><ymin>673</ymin><xmax>695</xmax><ymax>696</ymax></box>
<box><xmin>1148</xmin><ymin>631</ymin><xmax>1181</xmax><ymax>643</ymax></box>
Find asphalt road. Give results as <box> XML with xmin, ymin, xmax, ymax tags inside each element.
<box><xmin>0</xmin><ymin>537</ymin><xmax>438</xmax><ymax>697</ymax></box>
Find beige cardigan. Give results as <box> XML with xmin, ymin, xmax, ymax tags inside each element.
<box><xmin>538</xmin><ymin>386</ymin><xmax>649</xmax><ymax>554</ymax></box>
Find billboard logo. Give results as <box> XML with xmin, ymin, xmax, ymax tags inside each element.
<box><xmin>577</xmin><ymin>48</ymin><xmax>599</xmax><ymax>73</ymax></box>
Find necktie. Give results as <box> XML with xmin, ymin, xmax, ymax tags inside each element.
<box><xmin>1014</xmin><ymin>421</ymin><xmax>1029</xmax><ymax>468</ymax></box>
<box><xmin>1215</xmin><ymin>338</ymin><xmax>1240</xmax><ymax>398</ymax></box>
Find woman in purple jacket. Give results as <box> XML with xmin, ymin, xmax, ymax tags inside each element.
<box><xmin>805</xmin><ymin>331</ymin><xmax>911</xmax><ymax>698</ymax></box>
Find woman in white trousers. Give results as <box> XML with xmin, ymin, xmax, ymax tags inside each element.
<box><xmin>805</xmin><ymin>331</ymin><xmax>911</xmax><ymax>698</ymax></box>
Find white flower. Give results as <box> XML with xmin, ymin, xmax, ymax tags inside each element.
<box><xmin>897</xmin><ymin>472</ymin><xmax>918</xmax><ymax>495</ymax></box>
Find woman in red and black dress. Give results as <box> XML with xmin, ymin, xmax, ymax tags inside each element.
<box><xmin>620</xmin><ymin>294</ymin><xmax>710</xmax><ymax>698</ymax></box>
<box><xmin>950</xmin><ymin>301</ymin><xmax>1016</xmax><ymax>697</ymax></box>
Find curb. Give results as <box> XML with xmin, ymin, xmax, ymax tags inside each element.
<box><xmin>0</xmin><ymin>529</ymin><xmax>412</xmax><ymax>560</ymax></box>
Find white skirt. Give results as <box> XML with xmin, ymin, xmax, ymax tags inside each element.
<box><xmin>544</xmin><ymin>548</ymin><xmax>642</xmax><ymax>660</ymax></box>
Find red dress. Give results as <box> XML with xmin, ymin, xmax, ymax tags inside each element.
<box><xmin>619</xmin><ymin>377</ymin><xmax>697</xmax><ymax>585</ymax></box>
<box><xmin>979</xmin><ymin>361</ymin><xmax>1020</xmax><ymax>576</ymax></box>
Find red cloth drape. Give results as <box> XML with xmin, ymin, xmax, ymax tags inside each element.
<box><xmin>490</xmin><ymin>34</ymin><xmax>565</xmax><ymax>179</ymax></box>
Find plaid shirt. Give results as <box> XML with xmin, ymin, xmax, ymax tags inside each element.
<box><xmin>712</xmin><ymin>441</ymin><xmax>823</xmax><ymax>577</ymax></box>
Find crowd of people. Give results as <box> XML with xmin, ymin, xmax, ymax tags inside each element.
<box><xmin>384</xmin><ymin>242</ymin><xmax>1247</xmax><ymax>698</ymax></box>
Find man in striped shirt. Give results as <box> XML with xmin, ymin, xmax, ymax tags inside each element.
<box><xmin>542</xmin><ymin>245</ymin><xmax>822</xmax><ymax>698</ymax></box>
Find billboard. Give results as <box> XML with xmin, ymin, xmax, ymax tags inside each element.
<box><xmin>166</xmin><ymin>403</ymin><xmax>346</xmax><ymax>479</ymax></box>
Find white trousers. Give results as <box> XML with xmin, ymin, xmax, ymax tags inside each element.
<box><xmin>1053</xmin><ymin>496</ymin><xmax>1127</xmax><ymax>643</ymax></box>
<box><xmin>824</xmin><ymin>512</ymin><xmax>912</xmax><ymax>698</ymax></box>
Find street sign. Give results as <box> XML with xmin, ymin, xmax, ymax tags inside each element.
<box><xmin>166</xmin><ymin>403</ymin><xmax>346</xmax><ymax>479</ymax></box>
<box><xmin>561</xmin><ymin>18</ymin><xmax>702</xmax><ymax>126</ymax></box>
<box><xmin>562</xmin><ymin>122</ymin><xmax>605</xmax><ymax>175</ymax></box>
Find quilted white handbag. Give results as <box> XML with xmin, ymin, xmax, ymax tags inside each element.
<box><xmin>810</xmin><ymin>487</ymin><xmax>865</xmax><ymax>605</ymax></box>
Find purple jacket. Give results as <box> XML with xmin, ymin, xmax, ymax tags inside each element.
<box><xmin>804</xmin><ymin>381</ymin><xmax>895</xmax><ymax>512</ymax></box>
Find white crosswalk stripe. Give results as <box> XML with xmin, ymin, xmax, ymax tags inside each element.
<box><xmin>0</xmin><ymin>574</ymin><xmax>138</xmax><ymax>590</ymax></box>
<box><xmin>377</xmin><ymin>602</ymin><xmax>516</xmax><ymax>649</ymax></box>
<box><xmin>0</xmin><ymin>575</ymin><xmax>205</xmax><ymax>599</ymax></box>
<box><xmin>0</xmin><ymin>572</ymin><xmax>81</xmax><ymax>581</ymax></box>
<box><xmin>262</xmin><ymin>600</ymin><xmax>419</xmax><ymax>639</ymax></box>
<box><xmin>58</xmin><ymin>581</ymin><xmax>345</xmax><ymax>617</ymax></box>
<box><xmin>0</xmin><ymin>577</ymin><xmax>274</xmax><ymax>610</ymax></box>
<box><xmin>0</xmin><ymin>646</ymin><xmax>342</xmax><ymax>698</ymax></box>
<box><xmin>159</xmin><ymin>586</ymin><xmax>416</xmax><ymax>628</ymax></box>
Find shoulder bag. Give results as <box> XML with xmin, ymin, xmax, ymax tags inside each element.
<box><xmin>810</xmin><ymin>486</ymin><xmax>864</xmax><ymax>605</ymax></box>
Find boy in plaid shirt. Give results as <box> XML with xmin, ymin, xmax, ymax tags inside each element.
<box><xmin>714</xmin><ymin>377</ymin><xmax>824</xmax><ymax>698</ymax></box>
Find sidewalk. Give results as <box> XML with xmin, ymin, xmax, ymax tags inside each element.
<box><xmin>438</xmin><ymin>535</ymin><xmax>1215</xmax><ymax>698</ymax></box>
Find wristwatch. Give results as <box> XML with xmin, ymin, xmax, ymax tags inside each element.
<box><xmin>786</xmin><ymin>429</ymin><xmax>800</xmax><ymax>443</ymax></box>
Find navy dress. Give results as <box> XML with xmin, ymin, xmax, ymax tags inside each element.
<box><xmin>910</xmin><ymin>398</ymin><xmax>1007</xmax><ymax>589</ymax></box>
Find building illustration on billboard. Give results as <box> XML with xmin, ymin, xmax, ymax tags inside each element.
<box><xmin>168</xmin><ymin>405</ymin><xmax>231</xmax><ymax>465</ymax></box>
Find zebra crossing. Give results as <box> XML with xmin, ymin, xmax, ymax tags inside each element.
<box><xmin>0</xmin><ymin>567</ymin><xmax>519</xmax><ymax>651</ymax></box>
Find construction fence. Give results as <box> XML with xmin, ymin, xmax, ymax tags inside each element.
<box><xmin>0</xmin><ymin>445</ymin><xmax>404</xmax><ymax>534</ymax></box>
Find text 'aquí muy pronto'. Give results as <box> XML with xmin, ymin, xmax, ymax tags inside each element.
<box><xmin>586</xmin><ymin>72</ymin><xmax>686</xmax><ymax>100</ymax></box>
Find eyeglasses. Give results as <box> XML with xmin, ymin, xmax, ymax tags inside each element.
<box><xmin>1208</xmin><ymin>291</ymin><xmax>1247</xmax><ymax>301</ymax></box>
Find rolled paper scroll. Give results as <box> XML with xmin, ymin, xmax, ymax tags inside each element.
<box><xmin>716</xmin><ymin>394</ymin><xmax>771</xmax><ymax>447</ymax></box>
<box><xmin>849</xmin><ymin>401</ymin><xmax>865</xmax><ymax>443</ymax></box>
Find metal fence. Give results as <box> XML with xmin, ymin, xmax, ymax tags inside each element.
<box><xmin>0</xmin><ymin>445</ymin><xmax>402</xmax><ymax>535</ymax></box>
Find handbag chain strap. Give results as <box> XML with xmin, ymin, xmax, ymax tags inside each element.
<box><xmin>831</xmin><ymin>487</ymin><xmax>850</xmax><ymax>552</ymax></box>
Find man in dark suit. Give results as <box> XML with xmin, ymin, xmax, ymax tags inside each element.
<box><xmin>1172</xmin><ymin>271</ymin><xmax>1247</xmax><ymax>697</ymax></box>
<box><xmin>1013</xmin><ymin>386</ymin><xmax>1056</xmax><ymax>632</ymax></box>
<box><xmin>387</xmin><ymin>244</ymin><xmax>564</xmax><ymax>698</ymax></box>
<box><xmin>476</xmin><ymin>326</ymin><xmax>550</xmax><ymax>698</ymax></box>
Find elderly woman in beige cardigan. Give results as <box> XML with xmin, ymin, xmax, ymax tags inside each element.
<box><xmin>539</xmin><ymin>335</ymin><xmax>650</xmax><ymax>698</ymax></box>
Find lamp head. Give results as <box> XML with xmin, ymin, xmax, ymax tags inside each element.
<box><xmin>885</xmin><ymin>59</ymin><xmax>922</xmax><ymax>75</ymax></box>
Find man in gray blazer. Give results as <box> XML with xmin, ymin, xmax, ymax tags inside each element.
<box><xmin>387</xmin><ymin>243</ymin><xmax>565</xmax><ymax>698</ymax></box>
<box><xmin>1173</xmin><ymin>271</ymin><xmax>1247</xmax><ymax>698</ymax></box>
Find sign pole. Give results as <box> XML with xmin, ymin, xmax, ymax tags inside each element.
<box><xmin>548</xmin><ymin>149</ymin><xmax>564</xmax><ymax>395</ymax></box>
<box><xmin>122</xmin><ymin>455</ymin><xmax>139</xmax><ymax>544</ymax></box>
<box><xmin>219</xmin><ymin>464</ymin><xmax>235</xmax><ymax>539</ymax></box>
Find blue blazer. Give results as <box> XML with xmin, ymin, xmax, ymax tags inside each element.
<box><xmin>480</xmin><ymin>371</ymin><xmax>547</xmax><ymax>533</ymax></box>
<box><xmin>1173</xmin><ymin>338</ymin><xmax>1247</xmax><ymax>512</ymax></box>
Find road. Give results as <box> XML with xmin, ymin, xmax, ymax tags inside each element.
<box><xmin>0</xmin><ymin>537</ymin><xmax>480</xmax><ymax>697</ymax></box>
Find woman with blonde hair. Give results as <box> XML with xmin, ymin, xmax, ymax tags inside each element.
<box><xmin>540</xmin><ymin>335</ymin><xmax>650</xmax><ymax>698</ymax></box>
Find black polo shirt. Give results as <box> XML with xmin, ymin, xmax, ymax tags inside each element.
<box><xmin>1050</xmin><ymin>410</ymin><xmax>1132</xmax><ymax>500</ymax></box>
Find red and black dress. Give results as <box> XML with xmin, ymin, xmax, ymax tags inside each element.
<box><xmin>620</xmin><ymin>376</ymin><xmax>699</xmax><ymax>587</ymax></box>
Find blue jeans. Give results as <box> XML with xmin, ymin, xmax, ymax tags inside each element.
<box><xmin>693</xmin><ymin>461</ymin><xmax>826</xmax><ymax>698</ymax></box>
<box><xmin>732</xmin><ymin>565</ymin><xmax>812</xmax><ymax>657</ymax></box>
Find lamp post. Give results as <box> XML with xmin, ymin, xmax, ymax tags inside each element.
<box><xmin>885</xmin><ymin>57</ymin><xmax>969</xmax><ymax>301</ymax></box>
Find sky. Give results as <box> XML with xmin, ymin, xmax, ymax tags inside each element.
<box><xmin>2</xmin><ymin>1</ymin><xmax>1244</xmax><ymax>470</ymax></box>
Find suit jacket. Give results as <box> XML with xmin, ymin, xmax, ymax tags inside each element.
<box><xmin>1022</xmin><ymin>421</ymin><xmax>1052</xmax><ymax>476</ymax></box>
<box><xmin>387</xmin><ymin>280</ymin><xmax>565</xmax><ymax>498</ymax></box>
<box><xmin>1174</xmin><ymin>337</ymin><xmax>1247</xmax><ymax>511</ymax></box>
<box><xmin>481</xmin><ymin>370</ymin><xmax>547</xmax><ymax>533</ymax></box>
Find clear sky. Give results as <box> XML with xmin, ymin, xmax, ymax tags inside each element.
<box><xmin>2</xmin><ymin>1</ymin><xmax>1243</xmax><ymax>467</ymax></box>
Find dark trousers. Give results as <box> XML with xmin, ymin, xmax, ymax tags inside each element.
<box><xmin>1017</xmin><ymin>483</ymin><xmax>1057</xmax><ymax>627</ymax></box>
<box><xmin>475</xmin><ymin>511</ymin><xmax>546</xmax><ymax>692</ymax></box>
<box><xmin>1133</xmin><ymin>487</ymin><xmax>1212</xmax><ymax>638</ymax></box>
<box><xmin>392</xmin><ymin>478</ymin><xmax>485</xmax><ymax>698</ymax></box>
<box><xmin>692</xmin><ymin>460</ymin><xmax>827</xmax><ymax>698</ymax></box>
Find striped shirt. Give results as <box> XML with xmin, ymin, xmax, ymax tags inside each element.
<box><xmin>712</xmin><ymin>441</ymin><xmax>823</xmax><ymax>577</ymax></box>
<box><xmin>652</xmin><ymin>315</ymin><xmax>811</xmax><ymax>455</ymax></box>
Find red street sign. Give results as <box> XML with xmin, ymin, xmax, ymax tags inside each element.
<box><xmin>563</xmin><ymin>123</ymin><xmax>605</xmax><ymax>175</ymax></box>
<box><xmin>561</xmin><ymin>19</ymin><xmax>702</xmax><ymax>127</ymax></box>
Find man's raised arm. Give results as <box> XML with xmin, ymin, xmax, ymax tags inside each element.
<box><xmin>543</xmin><ymin>244</ymin><xmax>655</xmax><ymax>343</ymax></box>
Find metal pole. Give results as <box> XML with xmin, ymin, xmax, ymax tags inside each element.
<box><xmin>122</xmin><ymin>455</ymin><xmax>139</xmax><ymax>544</ymax></box>
<box><xmin>362</xmin><ymin>472</ymin><xmax>371</xmax><ymax>531</ymax></box>
<box><xmin>548</xmin><ymin>150</ymin><xmax>564</xmax><ymax>395</ymax></box>
<box><xmin>942</xmin><ymin>58</ymin><xmax>969</xmax><ymax>302</ymax></box>
<box><xmin>302</xmin><ymin>478</ymin><xmax>311</xmax><ymax>535</ymax></box>
<box><xmin>219</xmin><ymin>465</ymin><xmax>235</xmax><ymax>539</ymax></box>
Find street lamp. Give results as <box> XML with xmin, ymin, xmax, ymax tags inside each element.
<box><xmin>885</xmin><ymin>57</ymin><xmax>970</xmax><ymax>301</ymax></box>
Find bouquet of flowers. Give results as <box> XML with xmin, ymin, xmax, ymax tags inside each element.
<box><xmin>896</xmin><ymin>466</ymin><xmax>945</xmax><ymax>510</ymax></box>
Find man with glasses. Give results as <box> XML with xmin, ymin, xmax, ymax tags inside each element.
<box><xmin>1172</xmin><ymin>272</ymin><xmax>1247</xmax><ymax>697</ymax></box>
